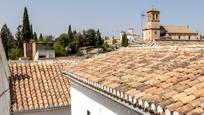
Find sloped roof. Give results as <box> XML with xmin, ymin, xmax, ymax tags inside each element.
<box><xmin>63</xmin><ymin>47</ymin><xmax>204</xmax><ymax>114</ymax></box>
<box><xmin>9</xmin><ymin>60</ymin><xmax>71</xmax><ymax>113</ymax></box>
<box><xmin>162</xmin><ymin>25</ymin><xmax>198</xmax><ymax>34</ymax></box>
<box><xmin>147</xmin><ymin>8</ymin><xmax>160</xmax><ymax>13</ymax></box>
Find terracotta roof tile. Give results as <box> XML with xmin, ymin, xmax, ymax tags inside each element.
<box><xmin>64</xmin><ymin>47</ymin><xmax>204</xmax><ymax>114</ymax></box>
<box><xmin>9</xmin><ymin>61</ymin><xmax>72</xmax><ymax>113</ymax></box>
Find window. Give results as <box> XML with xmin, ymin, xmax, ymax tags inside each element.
<box><xmin>156</xmin><ymin>14</ymin><xmax>158</xmax><ymax>20</ymax></box>
<box><xmin>87</xmin><ymin>110</ymin><xmax>91</xmax><ymax>115</ymax></box>
<box><xmin>155</xmin><ymin>31</ymin><xmax>157</xmax><ymax>35</ymax></box>
<box><xmin>39</xmin><ymin>55</ymin><xmax>46</xmax><ymax>58</ymax></box>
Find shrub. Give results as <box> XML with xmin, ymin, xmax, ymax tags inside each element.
<box><xmin>54</xmin><ymin>45</ymin><xmax>65</xmax><ymax>57</ymax></box>
<box><xmin>8</xmin><ymin>48</ymin><xmax>22</xmax><ymax>60</ymax></box>
<box><xmin>76</xmin><ymin>48</ymin><xmax>83</xmax><ymax>56</ymax></box>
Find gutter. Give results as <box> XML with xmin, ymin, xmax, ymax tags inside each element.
<box><xmin>12</xmin><ymin>105</ymin><xmax>71</xmax><ymax>115</ymax></box>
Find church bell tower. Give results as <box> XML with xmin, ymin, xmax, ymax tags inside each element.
<box><xmin>143</xmin><ymin>8</ymin><xmax>160</xmax><ymax>42</ymax></box>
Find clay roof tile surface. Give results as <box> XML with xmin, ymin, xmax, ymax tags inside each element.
<box><xmin>64</xmin><ymin>47</ymin><xmax>204</xmax><ymax>114</ymax></box>
<box><xmin>9</xmin><ymin>60</ymin><xmax>72</xmax><ymax>113</ymax></box>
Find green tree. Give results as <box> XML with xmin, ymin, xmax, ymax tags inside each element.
<box><xmin>44</xmin><ymin>35</ymin><xmax>54</xmax><ymax>43</ymax></box>
<box><xmin>22</xmin><ymin>7</ymin><xmax>32</xmax><ymax>43</ymax></box>
<box><xmin>38</xmin><ymin>33</ymin><xmax>44</xmax><ymax>42</ymax></box>
<box><xmin>8</xmin><ymin>48</ymin><xmax>22</xmax><ymax>60</ymax></box>
<box><xmin>122</xmin><ymin>33</ymin><xmax>128</xmax><ymax>47</ymax></box>
<box><xmin>101</xmin><ymin>43</ymin><xmax>111</xmax><ymax>52</ymax></box>
<box><xmin>30</xmin><ymin>24</ymin><xmax>33</xmax><ymax>40</ymax></box>
<box><xmin>86</xmin><ymin>29</ymin><xmax>97</xmax><ymax>46</ymax></box>
<box><xmin>0</xmin><ymin>24</ymin><xmax>15</xmax><ymax>58</ymax></box>
<box><xmin>55</xmin><ymin>33</ymin><xmax>67</xmax><ymax>47</ymax></box>
<box><xmin>76</xmin><ymin>48</ymin><xmax>83</xmax><ymax>56</ymax></box>
<box><xmin>54</xmin><ymin>44</ymin><xmax>65</xmax><ymax>57</ymax></box>
<box><xmin>33</xmin><ymin>32</ymin><xmax>38</xmax><ymax>41</ymax></box>
<box><xmin>15</xmin><ymin>25</ymin><xmax>23</xmax><ymax>48</ymax></box>
<box><xmin>95</xmin><ymin>29</ymin><xmax>104</xmax><ymax>47</ymax></box>
<box><xmin>66</xmin><ymin>25</ymin><xmax>73</xmax><ymax>46</ymax></box>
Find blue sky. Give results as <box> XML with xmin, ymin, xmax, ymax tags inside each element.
<box><xmin>0</xmin><ymin>0</ymin><xmax>203</xmax><ymax>37</ymax></box>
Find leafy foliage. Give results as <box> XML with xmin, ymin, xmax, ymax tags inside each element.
<box><xmin>100</xmin><ymin>43</ymin><xmax>111</xmax><ymax>52</ymax></box>
<box><xmin>54</xmin><ymin>44</ymin><xmax>65</xmax><ymax>57</ymax></box>
<box><xmin>55</xmin><ymin>26</ymin><xmax>105</xmax><ymax>56</ymax></box>
<box><xmin>33</xmin><ymin>32</ymin><xmax>38</xmax><ymax>41</ymax></box>
<box><xmin>0</xmin><ymin>24</ymin><xmax>15</xmax><ymax>58</ymax></box>
<box><xmin>38</xmin><ymin>33</ymin><xmax>44</xmax><ymax>42</ymax></box>
<box><xmin>122</xmin><ymin>33</ymin><xmax>128</xmax><ymax>47</ymax></box>
<box><xmin>8</xmin><ymin>48</ymin><xmax>22</xmax><ymax>60</ymax></box>
<box><xmin>15</xmin><ymin>25</ymin><xmax>23</xmax><ymax>48</ymax></box>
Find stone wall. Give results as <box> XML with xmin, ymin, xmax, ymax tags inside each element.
<box><xmin>156</xmin><ymin>40</ymin><xmax>204</xmax><ymax>46</ymax></box>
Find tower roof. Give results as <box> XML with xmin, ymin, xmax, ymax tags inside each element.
<box><xmin>147</xmin><ymin>8</ymin><xmax>160</xmax><ymax>13</ymax></box>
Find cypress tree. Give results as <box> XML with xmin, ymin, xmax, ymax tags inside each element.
<box><xmin>30</xmin><ymin>24</ymin><xmax>33</xmax><ymax>40</ymax></box>
<box><xmin>96</xmin><ymin>29</ymin><xmax>103</xmax><ymax>47</ymax></box>
<box><xmin>22</xmin><ymin>7</ymin><xmax>31</xmax><ymax>43</ymax></box>
<box><xmin>65</xmin><ymin>25</ymin><xmax>73</xmax><ymax>46</ymax></box>
<box><xmin>15</xmin><ymin>25</ymin><xmax>23</xmax><ymax>48</ymax></box>
<box><xmin>33</xmin><ymin>32</ymin><xmax>38</xmax><ymax>42</ymax></box>
<box><xmin>122</xmin><ymin>33</ymin><xmax>128</xmax><ymax>47</ymax></box>
<box><xmin>39</xmin><ymin>33</ymin><xmax>44</xmax><ymax>42</ymax></box>
<box><xmin>68</xmin><ymin>25</ymin><xmax>73</xmax><ymax>39</ymax></box>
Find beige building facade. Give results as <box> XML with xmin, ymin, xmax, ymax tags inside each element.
<box><xmin>143</xmin><ymin>8</ymin><xmax>160</xmax><ymax>42</ymax></box>
<box><xmin>143</xmin><ymin>8</ymin><xmax>199</xmax><ymax>42</ymax></box>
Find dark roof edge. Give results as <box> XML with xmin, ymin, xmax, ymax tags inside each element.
<box><xmin>12</xmin><ymin>105</ymin><xmax>70</xmax><ymax>114</ymax></box>
<box><xmin>63</xmin><ymin>71</ymin><xmax>180</xmax><ymax>115</ymax></box>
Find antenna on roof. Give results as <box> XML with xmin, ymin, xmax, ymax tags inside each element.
<box><xmin>141</xmin><ymin>11</ymin><xmax>146</xmax><ymax>38</ymax></box>
<box><xmin>152</xmin><ymin>5</ymin><xmax>155</xmax><ymax>9</ymax></box>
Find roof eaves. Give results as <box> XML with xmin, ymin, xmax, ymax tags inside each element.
<box><xmin>12</xmin><ymin>104</ymin><xmax>70</xmax><ymax>114</ymax></box>
<box><xmin>63</xmin><ymin>71</ymin><xmax>180</xmax><ymax>115</ymax></box>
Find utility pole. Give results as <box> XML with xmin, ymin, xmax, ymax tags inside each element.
<box><xmin>141</xmin><ymin>11</ymin><xmax>146</xmax><ymax>39</ymax></box>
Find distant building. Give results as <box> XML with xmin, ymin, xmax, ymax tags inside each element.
<box><xmin>104</xmin><ymin>37</ymin><xmax>119</xmax><ymax>46</ymax></box>
<box><xmin>120</xmin><ymin>28</ymin><xmax>140</xmax><ymax>43</ymax></box>
<box><xmin>23</xmin><ymin>42</ymin><xmax>55</xmax><ymax>60</ymax></box>
<box><xmin>143</xmin><ymin>8</ymin><xmax>199</xmax><ymax>42</ymax></box>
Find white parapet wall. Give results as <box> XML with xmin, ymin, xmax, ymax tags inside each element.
<box><xmin>71</xmin><ymin>81</ymin><xmax>143</xmax><ymax>115</ymax></box>
<box><xmin>0</xmin><ymin>38</ymin><xmax>11</xmax><ymax>115</ymax></box>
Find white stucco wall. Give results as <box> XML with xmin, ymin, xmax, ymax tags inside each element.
<box><xmin>71</xmin><ymin>81</ymin><xmax>144</xmax><ymax>115</ymax></box>
<box><xmin>34</xmin><ymin>50</ymin><xmax>55</xmax><ymax>60</ymax></box>
<box><xmin>14</xmin><ymin>107</ymin><xmax>71</xmax><ymax>115</ymax></box>
<box><xmin>0</xmin><ymin>38</ymin><xmax>10</xmax><ymax>115</ymax></box>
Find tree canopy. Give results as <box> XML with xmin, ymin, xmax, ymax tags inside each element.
<box><xmin>55</xmin><ymin>27</ymin><xmax>105</xmax><ymax>56</ymax></box>
<box><xmin>122</xmin><ymin>33</ymin><xmax>128</xmax><ymax>47</ymax></box>
<box><xmin>22</xmin><ymin>7</ymin><xmax>32</xmax><ymax>43</ymax></box>
<box><xmin>0</xmin><ymin>24</ymin><xmax>15</xmax><ymax>58</ymax></box>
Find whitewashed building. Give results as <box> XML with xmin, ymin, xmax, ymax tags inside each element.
<box><xmin>120</xmin><ymin>28</ymin><xmax>140</xmax><ymax>43</ymax></box>
<box><xmin>23</xmin><ymin>42</ymin><xmax>55</xmax><ymax>60</ymax></box>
